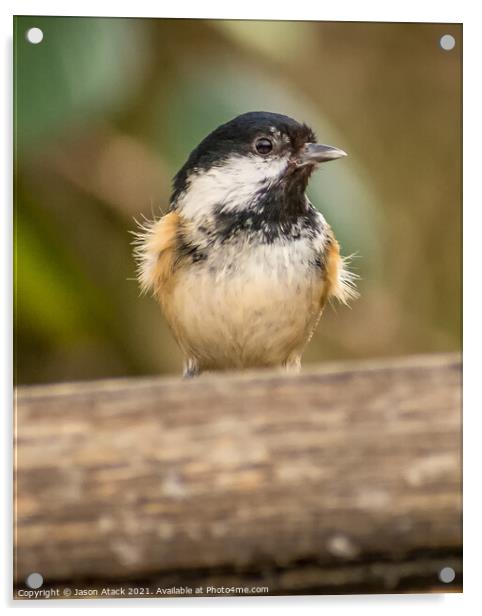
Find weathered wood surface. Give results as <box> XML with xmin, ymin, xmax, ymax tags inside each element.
<box><xmin>14</xmin><ymin>353</ymin><xmax>462</xmax><ymax>594</ymax></box>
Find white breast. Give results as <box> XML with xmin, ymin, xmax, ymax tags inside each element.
<box><xmin>164</xmin><ymin>238</ymin><xmax>325</xmax><ymax>370</ymax></box>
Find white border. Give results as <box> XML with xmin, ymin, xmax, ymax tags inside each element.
<box><xmin>4</xmin><ymin>0</ymin><xmax>465</xmax><ymax>22</ymax></box>
<box><xmin>2</xmin><ymin>1</ymin><xmax>479</xmax><ymax>614</ymax></box>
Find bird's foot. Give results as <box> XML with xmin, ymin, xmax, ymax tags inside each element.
<box><xmin>183</xmin><ymin>358</ymin><xmax>200</xmax><ymax>379</ymax></box>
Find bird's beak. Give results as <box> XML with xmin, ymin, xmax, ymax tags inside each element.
<box><xmin>296</xmin><ymin>143</ymin><xmax>347</xmax><ymax>166</ymax></box>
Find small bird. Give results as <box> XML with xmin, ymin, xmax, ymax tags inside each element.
<box><xmin>134</xmin><ymin>111</ymin><xmax>357</xmax><ymax>377</ymax></box>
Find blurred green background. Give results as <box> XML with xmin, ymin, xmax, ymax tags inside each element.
<box><xmin>14</xmin><ymin>17</ymin><xmax>461</xmax><ymax>385</ymax></box>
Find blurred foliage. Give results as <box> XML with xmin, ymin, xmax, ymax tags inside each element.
<box><xmin>14</xmin><ymin>17</ymin><xmax>461</xmax><ymax>384</ymax></box>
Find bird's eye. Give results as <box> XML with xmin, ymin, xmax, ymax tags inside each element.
<box><xmin>255</xmin><ymin>138</ymin><xmax>273</xmax><ymax>155</ymax></box>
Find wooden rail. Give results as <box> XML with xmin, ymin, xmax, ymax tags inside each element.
<box><xmin>14</xmin><ymin>353</ymin><xmax>462</xmax><ymax>596</ymax></box>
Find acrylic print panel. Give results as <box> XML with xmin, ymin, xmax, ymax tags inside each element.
<box><xmin>14</xmin><ymin>16</ymin><xmax>462</xmax><ymax>599</ymax></box>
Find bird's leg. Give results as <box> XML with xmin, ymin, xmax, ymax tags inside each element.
<box><xmin>183</xmin><ymin>357</ymin><xmax>200</xmax><ymax>379</ymax></box>
<box><xmin>283</xmin><ymin>354</ymin><xmax>301</xmax><ymax>374</ymax></box>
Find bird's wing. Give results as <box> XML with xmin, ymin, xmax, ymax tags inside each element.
<box><xmin>320</xmin><ymin>227</ymin><xmax>359</xmax><ymax>307</ymax></box>
<box><xmin>133</xmin><ymin>211</ymin><xmax>180</xmax><ymax>299</ymax></box>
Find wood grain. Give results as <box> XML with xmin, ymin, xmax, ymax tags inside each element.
<box><xmin>14</xmin><ymin>353</ymin><xmax>462</xmax><ymax>594</ymax></box>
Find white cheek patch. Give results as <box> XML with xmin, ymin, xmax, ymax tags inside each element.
<box><xmin>177</xmin><ymin>153</ymin><xmax>290</xmax><ymax>219</ymax></box>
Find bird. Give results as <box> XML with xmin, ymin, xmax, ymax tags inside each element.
<box><xmin>134</xmin><ymin>111</ymin><xmax>357</xmax><ymax>377</ymax></box>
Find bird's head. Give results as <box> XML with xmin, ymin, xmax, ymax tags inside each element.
<box><xmin>171</xmin><ymin>111</ymin><xmax>346</xmax><ymax>219</ymax></box>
